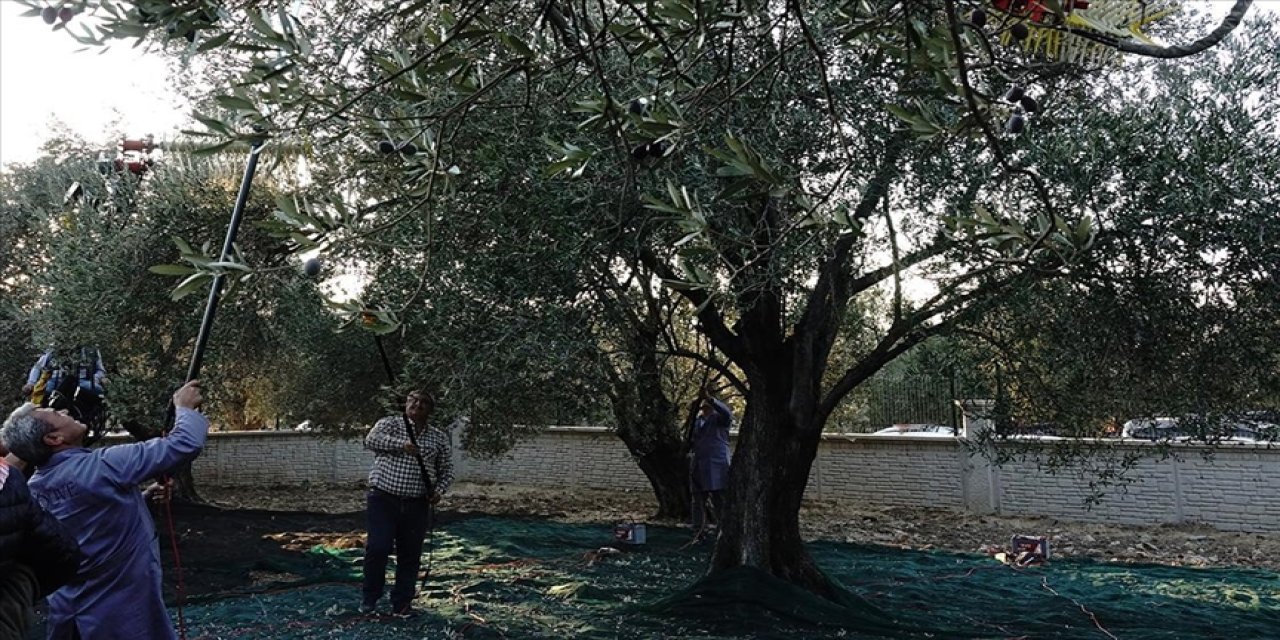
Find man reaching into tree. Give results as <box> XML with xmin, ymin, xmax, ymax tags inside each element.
<box><xmin>685</xmin><ymin>385</ymin><xmax>733</xmax><ymax>541</ymax></box>
<box><xmin>1</xmin><ymin>380</ymin><xmax>207</xmax><ymax>640</ymax></box>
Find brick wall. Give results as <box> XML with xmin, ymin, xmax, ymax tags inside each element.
<box><xmin>805</xmin><ymin>436</ymin><xmax>963</xmax><ymax>509</ymax></box>
<box><xmin>140</xmin><ymin>428</ymin><xmax>1280</xmax><ymax>532</ymax></box>
<box><xmin>460</xmin><ymin>428</ymin><xmax>650</xmax><ymax>491</ymax></box>
<box><xmin>990</xmin><ymin>443</ymin><xmax>1280</xmax><ymax>531</ymax></box>
<box><xmin>186</xmin><ymin>431</ymin><xmax>375</xmax><ymax>487</ymax></box>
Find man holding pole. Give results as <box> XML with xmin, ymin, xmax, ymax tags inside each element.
<box><xmin>686</xmin><ymin>385</ymin><xmax>733</xmax><ymax>539</ymax></box>
<box><xmin>361</xmin><ymin>387</ymin><xmax>453</xmax><ymax>617</ymax></box>
<box><xmin>1</xmin><ymin>380</ymin><xmax>207</xmax><ymax>639</ymax></box>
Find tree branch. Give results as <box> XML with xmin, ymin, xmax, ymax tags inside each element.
<box><xmin>845</xmin><ymin>238</ymin><xmax>955</xmax><ymax>299</ymax></box>
<box><xmin>816</xmin><ymin>270</ymin><xmax>1035</xmax><ymax>421</ymax></box>
<box><xmin>294</xmin><ymin>0</ymin><xmax>490</xmax><ymax>131</ymax></box>
<box><xmin>636</xmin><ymin>247</ymin><xmax>750</xmax><ymax>368</ymax></box>
<box><xmin>655</xmin><ymin>347</ymin><xmax>747</xmax><ymax>396</ymax></box>
<box><xmin>1067</xmin><ymin>0</ymin><xmax>1253</xmax><ymax>59</ymax></box>
<box><xmin>793</xmin><ymin>136</ymin><xmax>907</xmax><ymax>363</ymax></box>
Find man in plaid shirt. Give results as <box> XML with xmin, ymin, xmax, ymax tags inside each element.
<box><xmin>361</xmin><ymin>388</ymin><xmax>453</xmax><ymax>617</ymax></box>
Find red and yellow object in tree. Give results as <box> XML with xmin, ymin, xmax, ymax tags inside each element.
<box><xmin>989</xmin><ymin>0</ymin><xmax>1181</xmax><ymax>65</ymax></box>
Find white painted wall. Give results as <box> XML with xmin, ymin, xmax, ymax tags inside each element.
<box><xmin>127</xmin><ymin>427</ymin><xmax>1280</xmax><ymax>532</ymax></box>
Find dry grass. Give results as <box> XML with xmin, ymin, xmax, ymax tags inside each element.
<box><xmin>201</xmin><ymin>481</ymin><xmax>1280</xmax><ymax>572</ymax></box>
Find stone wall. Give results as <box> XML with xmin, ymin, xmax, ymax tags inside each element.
<box><xmin>147</xmin><ymin>427</ymin><xmax>1280</xmax><ymax>532</ymax></box>
<box><xmin>459</xmin><ymin>428</ymin><xmax>650</xmax><ymax>491</ymax></box>
<box><xmin>990</xmin><ymin>443</ymin><xmax>1280</xmax><ymax>531</ymax></box>
<box><xmin>187</xmin><ymin>431</ymin><xmax>374</xmax><ymax>487</ymax></box>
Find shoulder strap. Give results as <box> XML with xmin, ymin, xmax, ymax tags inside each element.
<box><xmin>402</xmin><ymin>415</ymin><xmax>436</xmax><ymax>498</ymax></box>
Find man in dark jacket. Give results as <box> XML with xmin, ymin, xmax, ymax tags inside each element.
<box><xmin>685</xmin><ymin>386</ymin><xmax>733</xmax><ymax>537</ymax></box>
<box><xmin>0</xmin><ymin>448</ymin><xmax>81</xmax><ymax>639</ymax></box>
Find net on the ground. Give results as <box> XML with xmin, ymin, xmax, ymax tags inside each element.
<box><xmin>173</xmin><ymin>516</ymin><xmax>1280</xmax><ymax>639</ymax></box>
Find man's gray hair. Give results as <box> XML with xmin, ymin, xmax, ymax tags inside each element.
<box><xmin>2</xmin><ymin>403</ymin><xmax>55</xmax><ymax>466</ymax></box>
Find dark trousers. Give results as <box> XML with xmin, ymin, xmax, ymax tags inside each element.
<box><xmin>0</xmin><ymin>563</ymin><xmax>38</xmax><ymax>640</ymax></box>
<box><xmin>362</xmin><ymin>489</ymin><xmax>431</xmax><ymax>610</ymax></box>
<box><xmin>690</xmin><ymin>490</ymin><xmax>724</xmax><ymax>529</ymax></box>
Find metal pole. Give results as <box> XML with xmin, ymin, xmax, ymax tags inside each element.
<box><xmin>185</xmin><ymin>140</ymin><xmax>265</xmax><ymax>383</ymax></box>
<box><xmin>950</xmin><ymin>368</ymin><xmax>959</xmax><ymax>430</ymax></box>
<box><xmin>162</xmin><ymin>140</ymin><xmax>265</xmax><ymax>639</ymax></box>
<box><xmin>374</xmin><ymin>335</ymin><xmax>398</xmax><ymax>385</ymax></box>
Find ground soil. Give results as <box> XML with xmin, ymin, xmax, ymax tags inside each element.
<box><xmin>158</xmin><ymin>480</ymin><xmax>1280</xmax><ymax>601</ymax></box>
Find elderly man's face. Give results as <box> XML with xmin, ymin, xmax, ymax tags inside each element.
<box><xmin>34</xmin><ymin>408</ymin><xmax>88</xmax><ymax>448</ymax></box>
<box><xmin>405</xmin><ymin>392</ymin><xmax>433</xmax><ymax>426</ymax></box>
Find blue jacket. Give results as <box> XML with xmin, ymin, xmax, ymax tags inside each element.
<box><xmin>689</xmin><ymin>398</ymin><xmax>732</xmax><ymax>492</ymax></box>
<box><xmin>29</xmin><ymin>408</ymin><xmax>208</xmax><ymax>640</ymax></box>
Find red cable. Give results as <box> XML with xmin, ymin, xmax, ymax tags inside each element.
<box><xmin>162</xmin><ymin>475</ymin><xmax>188</xmax><ymax>640</ymax></box>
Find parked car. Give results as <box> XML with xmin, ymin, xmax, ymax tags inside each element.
<box><xmin>1121</xmin><ymin>417</ymin><xmax>1181</xmax><ymax>440</ymax></box>
<box><xmin>998</xmin><ymin>422</ymin><xmax>1072</xmax><ymax>441</ymax></box>
<box><xmin>1232</xmin><ymin>423</ymin><xmax>1279</xmax><ymax>442</ymax></box>
<box><xmin>867</xmin><ymin>423</ymin><xmax>957</xmax><ymax>438</ymax></box>
<box><xmin>1122</xmin><ymin>415</ymin><xmax>1279</xmax><ymax>443</ymax></box>
<box><xmin>1232</xmin><ymin>412</ymin><xmax>1280</xmax><ymax>442</ymax></box>
<box><xmin>999</xmin><ymin>433</ymin><xmax>1067</xmax><ymax>441</ymax></box>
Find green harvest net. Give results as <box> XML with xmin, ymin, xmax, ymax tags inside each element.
<box><xmin>140</xmin><ymin>517</ymin><xmax>1280</xmax><ymax>638</ymax></box>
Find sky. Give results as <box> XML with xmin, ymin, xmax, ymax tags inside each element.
<box><xmin>0</xmin><ymin>0</ymin><xmax>190</xmax><ymax>167</ymax></box>
<box><xmin>0</xmin><ymin>1</ymin><xmax>1272</xmax><ymax>168</ymax></box>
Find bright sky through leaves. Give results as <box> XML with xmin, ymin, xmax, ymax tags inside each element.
<box><xmin>0</xmin><ymin>1</ymin><xmax>1267</xmax><ymax>168</ymax></box>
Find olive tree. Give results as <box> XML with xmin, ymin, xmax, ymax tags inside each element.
<box><xmin>26</xmin><ymin>0</ymin><xmax>1261</xmax><ymax>604</ymax></box>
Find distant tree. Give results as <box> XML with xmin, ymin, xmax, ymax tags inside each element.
<box><xmin>958</xmin><ymin>23</ymin><xmax>1280</xmax><ymax>436</ymax></box>
<box><xmin>0</xmin><ymin>136</ymin><xmax>389</xmax><ymax>498</ymax></box>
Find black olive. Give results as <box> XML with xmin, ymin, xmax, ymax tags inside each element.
<box><xmin>1005</xmin><ymin>113</ymin><xmax>1026</xmax><ymax>135</ymax></box>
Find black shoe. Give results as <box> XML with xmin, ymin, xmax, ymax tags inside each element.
<box><xmin>359</xmin><ymin>602</ymin><xmax>377</xmax><ymax>614</ymax></box>
<box><xmin>391</xmin><ymin>603</ymin><xmax>420</xmax><ymax>618</ymax></box>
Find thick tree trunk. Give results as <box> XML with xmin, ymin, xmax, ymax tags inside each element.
<box><xmin>612</xmin><ymin>382</ymin><xmax>690</xmax><ymax>519</ymax></box>
<box><xmin>709</xmin><ymin>382</ymin><xmax>834</xmax><ymax>596</ymax></box>
<box><xmin>170</xmin><ymin>461</ymin><xmax>203</xmax><ymax>504</ymax></box>
<box><xmin>609</xmin><ymin>329</ymin><xmax>690</xmax><ymax>520</ymax></box>
<box><xmin>619</xmin><ymin>424</ymin><xmax>691</xmax><ymax>519</ymax></box>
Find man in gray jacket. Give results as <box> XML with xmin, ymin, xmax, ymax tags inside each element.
<box><xmin>686</xmin><ymin>386</ymin><xmax>733</xmax><ymax>536</ymax></box>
